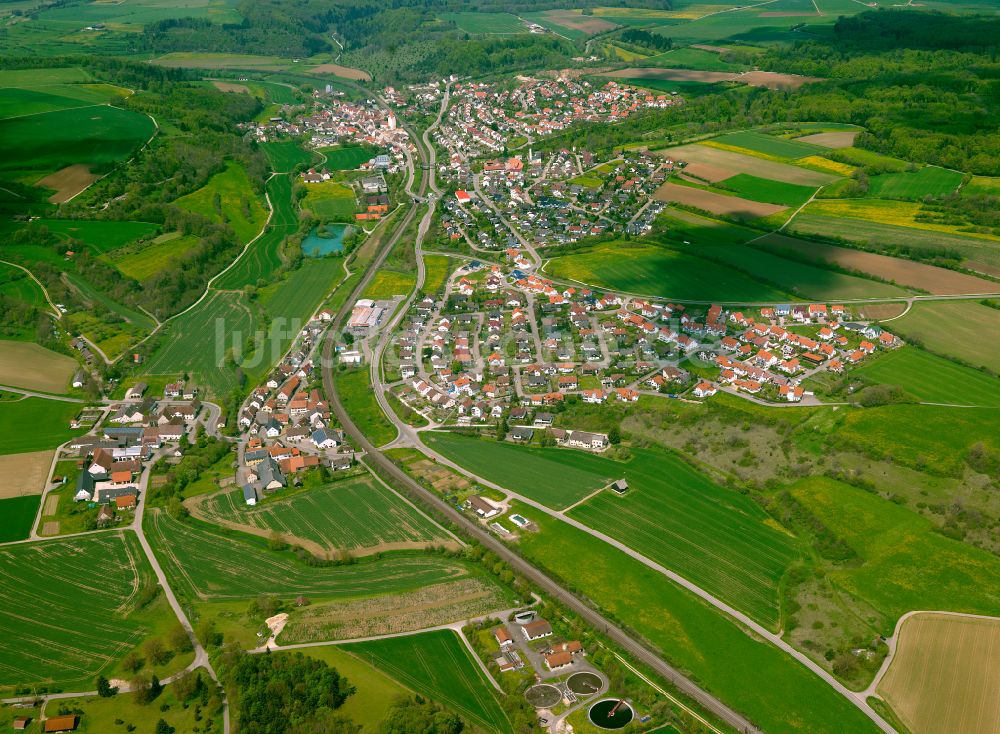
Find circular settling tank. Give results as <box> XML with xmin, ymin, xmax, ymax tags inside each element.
<box><xmin>525</xmin><ymin>683</ymin><xmax>562</xmax><ymax>708</ymax></box>
<box><xmin>588</xmin><ymin>699</ymin><xmax>634</xmax><ymax>730</ymax></box>
<box><xmin>567</xmin><ymin>671</ymin><xmax>603</xmax><ymax>695</ymax></box>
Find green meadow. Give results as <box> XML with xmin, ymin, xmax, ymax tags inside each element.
<box><xmin>41</xmin><ymin>218</ymin><xmax>159</xmax><ymax>255</ymax></box>
<box><xmin>713</xmin><ymin>131</ymin><xmax>825</xmax><ymax>159</ymax></box>
<box><xmin>261</xmin><ymin>140</ymin><xmax>315</xmax><ymax>172</ymax></box>
<box><xmin>719</xmin><ymin>174</ymin><xmax>817</xmax><ymax>207</ymax></box>
<box><xmin>867</xmin><ymin>166</ymin><xmax>964</xmax><ymax>200</ymax></box>
<box><xmin>440</xmin><ymin>11</ymin><xmax>525</xmax><ymax>34</ymax></box>
<box><xmin>0</xmin><ymin>397</ymin><xmax>82</xmax><ymax>455</ymax></box>
<box><xmin>303</xmin><ymin>180</ymin><xmax>357</xmax><ymax>222</ymax></box>
<box><xmin>110</xmin><ymin>232</ymin><xmax>200</xmax><ymax>282</ymax></box>
<box><xmin>854</xmin><ymin>346</ymin><xmax>1000</xmax><ymax>406</ymax></box>
<box><xmin>342</xmin><ymin>630</ymin><xmax>514</xmax><ymax>733</ymax></box>
<box><xmin>887</xmin><ymin>300</ymin><xmax>1000</xmax><ymax>373</ymax></box>
<box><xmin>517</xmin><ymin>511</ymin><xmax>880</xmax><ymax>734</ymax></box>
<box><xmin>0</xmin><ymin>104</ymin><xmax>154</xmax><ymax>174</ymax></box>
<box><xmin>337</xmin><ymin>368</ymin><xmax>397</xmax><ymax>447</ymax></box>
<box><xmin>0</xmin><ymin>496</ymin><xmax>40</xmax><ymax>542</ymax></box>
<box><xmin>320</xmin><ymin>144</ymin><xmax>375</xmax><ymax>170</ymax></box>
<box><xmin>173</xmin><ymin>162</ymin><xmax>267</xmax><ymax>243</ymax></box>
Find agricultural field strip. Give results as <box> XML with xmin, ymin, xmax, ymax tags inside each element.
<box><xmin>146</xmin><ymin>510</ymin><xmax>471</xmax><ymax>602</ymax></box>
<box><xmin>0</xmin><ymin>533</ymin><xmax>148</xmax><ymax>686</ymax></box>
<box><xmin>417</xmin><ymin>434</ymin><xmax>910</xmax><ymax>722</ymax></box>
<box><xmin>197</xmin><ymin>476</ymin><xmax>448</xmax><ymax>551</ymax></box>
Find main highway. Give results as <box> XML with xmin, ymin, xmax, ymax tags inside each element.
<box><xmin>322</xmin><ymin>85</ymin><xmax>762</xmax><ymax>734</ymax></box>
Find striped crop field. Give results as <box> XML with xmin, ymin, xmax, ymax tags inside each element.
<box><xmin>145</xmin><ymin>509</ymin><xmax>472</xmax><ymax>602</ymax></box>
<box><xmin>0</xmin><ymin>533</ymin><xmax>153</xmax><ymax>689</ymax></box>
<box><xmin>192</xmin><ymin>473</ymin><xmax>450</xmax><ymax>555</ymax></box>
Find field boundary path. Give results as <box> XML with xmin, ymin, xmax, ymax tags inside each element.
<box><xmin>321</xmin><ymin>85</ymin><xmax>763</xmax><ymax>734</ymax></box>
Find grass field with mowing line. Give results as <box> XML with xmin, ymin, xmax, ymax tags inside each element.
<box><xmin>0</xmin><ymin>495</ymin><xmax>40</xmax><ymax>542</ymax></box>
<box><xmin>887</xmin><ymin>300</ymin><xmax>1000</xmax><ymax>373</ymax></box>
<box><xmin>545</xmin><ymin>241</ymin><xmax>790</xmax><ymax>301</ymax></box>
<box><xmin>0</xmin><ymin>397</ymin><xmax>82</xmax><ymax>456</ymax></box>
<box><xmin>0</xmin><ymin>67</ymin><xmax>91</xmax><ymax>87</ymax></box>
<box><xmin>718</xmin><ymin>173</ymin><xmax>817</xmax><ymax>207</ymax></box>
<box><xmin>827</xmin><ymin>147</ymin><xmax>909</xmax><ymax>173</ymax></box>
<box><xmin>173</xmin><ymin>162</ymin><xmax>267</xmax><ymax>243</ymax></box>
<box><xmin>110</xmin><ymin>232</ymin><xmax>200</xmax><ymax>281</ymax></box>
<box><xmin>568</xmin><ymin>448</ymin><xmax>799</xmax><ymax>627</ymax></box>
<box><xmin>867</xmin><ymin>166</ymin><xmax>964</xmax><ymax>200</ymax></box>
<box><xmin>302</xmin><ymin>180</ymin><xmax>356</xmax><ymax>222</ymax></box>
<box><xmin>337</xmin><ymin>368</ymin><xmax>397</xmax><ymax>447</ymax></box>
<box><xmin>713</xmin><ymin>131</ymin><xmax>825</xmax><ymax>159</ymax></box>
<box><xmin>260</xmin><ymin>140</ymin><xmax>314</xmax><ymax>172</ymax></box>
<box><xmin>878</xmin><ymin>613</ymin><xmax>1000</xmax><ymax>734</ymax></box>
<box><xmin>854</xmin><ymin>346</ymin><xmax>1000</xmax><ymax>406</ymax></box>
<box><xmin>320</xmin><ymin>144</ymin><xmax>375</xmax><ymax>170</ymax></box>
<box><xmin>790</xmin><ymin>477</ymin><xmax>1000</xmax><ymax>624</ymax></box>
<box><xmin>0</xmin><ymin>533</ymin><xmax>161</xmax><ymax>689</ymax></box>
<box><xmin>516</xmin><ymin>510</ymin><xmax>881</xmax><ymax>734</ymax></box>
<box><xmin>36</xmin><ymin>218</ymin><xmax>159</xmax><ymax>255</ymax></box>
<box><xmin>193</xmin><ymin>473</ymin><xmax>449</xmax><ymax>554</ymax></box>
<box><xmin>440</xmin><ymin>11</ymin><xmax>525</xmax><ymax>34</ymax></box>
<box><xmin>0</xmin><ymin>105</ymin><xmax>154</xmax><ymax>174</ymax></box>
<box><xmin>0</xmin><ymin>85</ymin><xmax>125</xmax><ymax>120</ymax></box>
<box><xmin>422</xmin><ymin>431</ymin><xmax>614</xmax><ymax>509</ymax></box>
<box><xmin>655</xmin><ymin>207</ymin><xmax>760</xmax><ymax>245</ymax></box>
<box><xmin>342</xmin><ymin>630</ymin><xmax>514</xmax><ymax>733</ymax></box>
<box><xmin>146</xmin><ymin>510</ymin><xmax>477</xmax><ymax>602</ymax></box>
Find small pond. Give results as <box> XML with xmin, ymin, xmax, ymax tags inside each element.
<box><xmin>302</xmin><ymin>224</ymin><xmax>350</xmax><ymax>257</ymax></box>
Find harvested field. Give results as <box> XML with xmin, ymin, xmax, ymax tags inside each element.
<box><xmin>757</xmin><ymin>234</ymin><xmax>1000</xmax><ymax>295</ymax></box>
<box><xmin>308</xmin><ymin>63</ymin><xmax>371</xmax><ymax>81</ymax></box>
<box><xmin>857</xmin><ymin>302</ymin><xmax>908</xmax><ymax>320</ymax></box>
<box><xmin>653</xmin><ymin>181</ymin><xmax>786</xmax><ymax>220</ymax></box>
<box><xmin>35</xmin><ymin>164</ymin><xmax>97</xmax><ymax>203</ymax></box>
<box><xmin>44</xmin><ymin>494</ymin><xmax>58</xmax><ymax>514</ymax></box>
<box><xmin>677</xmin><ymin>161</ymin><xmax>735</xmax><ymax>183</ymax></box>
<box><xmin>794</xmin><ymin>131</ymin><xmax>857</xmax><ymax>148</ymax></box>
<box><xmin>522</xmin><ymin>9</ymin><xmax>619</xmax><ymax>37</ymax></box>
<box><xmin>0</xmin><ymin>339</ymin><xmax>78</xmax><ymax>393</ymax></box>
<box><xmin>41</xmin><ymin>521</ymin><xmax>59</xmax><ymax>535</ymax></box>
<box><xmin>211</xmin><ymin>81</ymin><xmax>250</xmax><ymax>93</ymax></box>
<box><xmin>660</xmin><ymin>143</ymin><xmax>836</xmax><ymax>186</ymax></box>
<box><xmin>0</xmin><ymin>450</ymin><xmax>53</xmax><ymax>499</ymax></box>
<box><xmin>878</xmin><ymin>612</ymin><xmax>1000</xmax><ymax>734</ymax></box>
<box><xmin>603</xmin><ymin>67</ymin><xmax>820</xmax><ymax>90</ymax></box>
<box><xmin>281</xmin><ymin>577</ymin><xmax>514</xmax><ymax>642</ymax></box>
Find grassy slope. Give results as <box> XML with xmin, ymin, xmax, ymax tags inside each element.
<box><xmin>854</xmin><ymin>346</ymin><xmax>1000</xmax><ymax>406</ymax></box>
<box><xmin>0</xmin><ymin>397</ymin><xmax>82</xmax><ymax>455</ymax></box>
<box><xmin>173</xmin><ymin>161</ymin><xmax>267</xmax><ymax>243</ymax></box>
<box><xmin>886</xmin><ymin>301</ymin><xmax>1000</xmax><ymax>373</ymax></box>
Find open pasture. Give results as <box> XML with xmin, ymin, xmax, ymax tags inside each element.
<box><xmin>887</xmin><ymin>300</ymin><xmax>1000</xmax><ymax>373</ymax></box>
<box><xmin>422</xmin><ymin>254</ymin><xmax>450</xmax><ymax>296</ymax></box>
<box><xmin>146</xmin><ymin>510</ymin><xmax>467</xmax><ymax>602</ymax></box>
<box><xmin>712</xmin><ymin>130</ymin><xmax>825</xmax><ymax>159</ymax></box>
<box><xmin>840</xmin><ymin>404</ymin><xmax>1000</xmax><ymax>478</ymax></box>
<box><xmin>790</xmin><ymin>477</ymin><xmax>1000</xmax><ymax>625</ymax></box>
<box><xmin>0</xmin><ymin>533</ymin><xmax>153</xmax><ymax>689</ymax></box>
<box><xmin>653</xmin><ymin>181</ymin><xmax>787</xmax><ymax>220</ymax></box>
<box><xmin>261</xmin><ymin>141</ymin><xmax>315</xmax><ymax>172</ymax></box>
<box><xmin>756</xmin><ymin>233</ymin><xmax>999</xmax><ymax>295</ymax></box>
<box><xmin>645</xmin><ymin>46</ymin><xmax>746</xmax><ymax>72</ymax></box>
<box><xmin>661</xmin><ymin>143</ymin><xmax>837</xmax><ymax>186</ymax></box>
<box><xmin>0</xmin><ymin>397</ymin><xmax>81</xmax><ymax>456</ymax></box>
<box><xmin>0</xmin><ymin>105</ymin><xmax>154</xmax><ymax>175</ymax></box>
<box><xmin>337</xmin><ymin>368</ymin><xmax>397</xmax><ymax>447</ymax></box>
<box><xmin>319</xmin><ymin>144</ymin><xmax>373</xmax><ymax>170</ymax></box>
<box><xmin>516</xmin><ymin>511</ymin><xmax>881</xmax><ymax>734</ymax></box>
<box><xmin>110</xmin><ymin>232</ymin><xmax>200</xmax><ymax>282</ymax></box>
<box><xmin>422</xmin><ymin>431</ymin><xmax>616</xmax><ymax>509</ymax></box>
<box><xmin>878</xmin><ymin>613</ymin><xmax>1000</xmax><ymax>734</ymax></box>
<box><xmin>39</xmin><ymin>218</ymin><xmax>159</xmax><ymax>255</ymax></box>
<box><xmin>302</xmin><ymin>180</ymin><xmax>356</xmax><ymax>222</ymax></box>
<box><xmin>361</xmin><ymin>269</ymin><xmax>414</xmax><ymax>299</ymax></box>
<box><xmin>0</xmin><ymin>495</ymin><xmax>40</xmax><ymax>542</ymax></box>
<box><xmin>342</xmin><ymin>630</ymin><xmax>513</xmax><ymax>734</ymax></box>
<box><xmin>867</xmin><ymin>166</ymin><xmax>964</xmax><ymax>200</ymax></box>
<box><xmin>173</xmin><ymin>162</ymin><xmax>267</xmax><ymax>243</ymax></box>
<box><xmin>718</xmin><ymin>173</ymin><xmax>817</xmax><ymax>207</ymax></box>
<box><xmin>193</xmin><ymin>474</ymin><xmax>449</xmax><ymax>556</ymax></box>
<box><xmin>440</xmin><ymin>11</ymin><xmax>526</xmax><ymax>34</ymax></box>
<box><xmin>568</xmin><ymin>448</ymin><xmax>800</xmax><ymax>627</ymax></box>
<box><xmin>0</xmin><ymin>340</ymin><xmax>77</xmax><ymax>393</ymax></box>
<box><xmin>544</xmin><ymin>241</ymin><xmax>790</xmax><ymax>302</ymax></box>
<box><xmin>854</xmin><ymin>346</ymin><xmax>1000</xmax><ymax>407</ymax></box>
<box><xmin>0</xmin><ymin>67</ymin><xmax>91</xmax><ymax>87</ymax></box>
<box><xmin>142</xmin><ymin>290</ymin><xmax>256</xmax><ymax>396</ymax></box>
